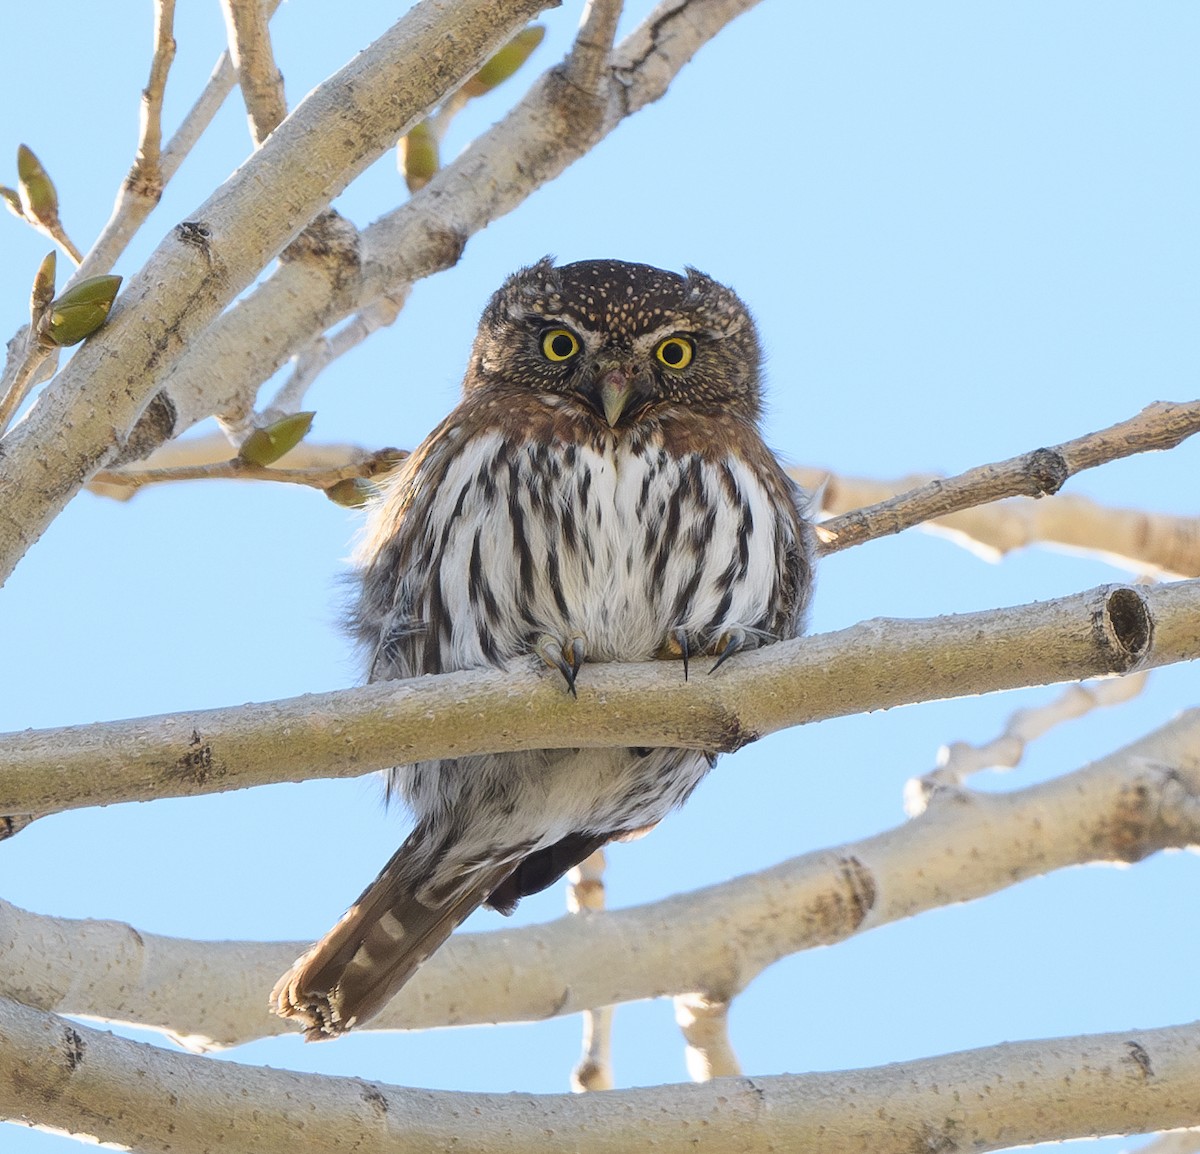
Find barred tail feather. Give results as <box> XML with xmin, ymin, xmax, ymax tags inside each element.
<box><xmin>271</xmin><ymin>847</ymin><xmax>514</xmax><ymax>1040</ymax></box>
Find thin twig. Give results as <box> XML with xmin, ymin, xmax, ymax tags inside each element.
<box><xmin>264</xmin><ymin>289</ymin><xmax>410</xmax><ymax>420</ymax></box>
<box><xmin>89</xmin><ymin>446</ymin><xmax>405</xmax><ymax>495</ymax></box>
<box><xmin>72</xmin><ymin>1</ymin><xmax>177</xmax><ymax>283</ymax></box>
<box><xmin>905</xmin><ymin>672</ymin><xmax>1151</xmax><ymax>814</ymax></box>
<box><xmin>568</xmin><ymin>849</ymin><xmax>614</xmax><ymax>1092</ymax></box>
<box><xmin>674</xmin><ymin>993</ymin><xmax>741</xmax><ymax>1081</ymax></box>
<box><xmin>0</xmin><ymin>260</ymin><xmax>57</xmax><ymax>435</ymax></box>
<box><xmin>791</xmin><ymin>466</ymin><xmax>1200</xmax><ymax>579</ymax></box>
<box><xmin>162</xmin><ymin>1</ymin><xmax>282</xmax><ymax>183</ymax></box>
<box><xmin>565</xmin><ymin>0</ymin><xmax>624</xmax><ymax>96</ymax></box>
<box><xmin>75</xmin><ymin>0</ymin><xmax>284</xmax><ymax>282</ymax></box>
<box><xmin>220</xmin><ymin>0</ymin><xmax>288</xmax><ymax>146</ymax></box>
<box><xmin>0</xmin><ymin>342</ymin><xmax>53</xmax><ymax>437</ymax></box>
<box><xmin>818</xmin><ymin>399</ymin><xmax>1200</xmax><ymax>556</ymax></box>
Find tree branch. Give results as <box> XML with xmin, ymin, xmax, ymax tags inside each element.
<box><xmin>89</xmin><ymin>446</ymin><xmax>404</xmax><ymax>496</ymax></box>
<box><xmin>4</xmin><ymin>995</ymin><xmax>1200</xmax><ymax>1153</ymax></box>
<box><xmin>0</xmin><ymin>0</ymin><xmax>557</xmax><ymax>586</ymax></box>
<box><xmin>262</xmin><ymin>290</ymin><xmax>411</xmax><ymax>423</ymax></box>
<box><xmin>817</xmin><ymin>399</ymin><xmax>1200</xmax><ymax>556</ymax></box>
<box><xmin>4</xmin><ymin>579</ymin><xmax>1189</xmax><ymax>818</ymax></box>
<box><xmin>793</xmin><ymin>464</ymin><xmax>1200</xmax><ymax>579</ymax></box>
<box><xmin>567</xmin><ymin>848</ymin><xmax>614</xmax><ymax>1092</ymax></box>
<box><xmin>4</xmin><ymin>708</ymin><xmax>1198</xmax><ymax>1050</ymax></box>
<box><xmin>220</xmin><ymin>0</ymin><xmax>288</xmax><ymax>146</ymax></box>
<box><xmin>675</xmin><ymin>993</ymin><xmax>741</xmax><ymax>1081</ymax></box>
<box><xmin>907</xmin><ymin>671</ymin><xmax>1148</xmax><ymax>808</ymax></box>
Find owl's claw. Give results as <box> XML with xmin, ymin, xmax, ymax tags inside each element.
<box><xmin>708</xmin><ymin>627</ymin><xmax>747</xmax><ymax>674</ymax></box>
<box><xmin>536</xmin><ymin>632</ymin><xmax>586</xmax><ymax>697</ymax></box>
<box><xmin>656</xmin><ymin>627</ymin><xmax>691</xmax><ymax>681</ymax></box>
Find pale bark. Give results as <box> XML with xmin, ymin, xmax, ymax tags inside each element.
<box><xmin>814</xmin><ymin>399</ymin><xmax>1200</xmax><ymax>557</ymax></box>
<box><xmin>5</xmin><ymin>709</ymin><xmax>1198</xmax><ymax>1050</ymax></box>
<box><xmin>4</xmin><ymin>995</ymin><xmax>1200</xmax><ymax>1153</ymax></box>
<box><xmin>4</xmin><ymin>580</ymin><xmax>1188</xmax><ymax>819</ymax></box>
<box><xmin>0</xmin><ymin>0</ymin><xmax>553</xmax><ymax>585</ymax></box>
<box><xmin>908</xmin><ymin>671</ymin><xmax>1148</xmax><ymax>807</ymax></box>
<box><xmin>568</xmin><ymin>849</ymin><xmax>614</xmax><ymax>1092</ymax></box>
<box><xmin>674</xmin><ymin>993</ymin><xmax>741</xmax><ymax>1081</ymax></box>
<box><xmin>793</xmin><ymin>466</ymin><xmax>1200</xmax><ymax>578</ymax></box>
<box><xmin>220</xmin><ymin>0</ymin><xmax>288</xmax><ymax>146</ymax></box>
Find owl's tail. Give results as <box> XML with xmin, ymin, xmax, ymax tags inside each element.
<box><xmin>270</xmin><ymin>839</ymin><xmax>514</xmax><ymax>1040</ymax></box>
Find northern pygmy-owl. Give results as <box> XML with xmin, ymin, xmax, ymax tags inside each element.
<box><xmin>272</xmin><ymin>259</ymin><xmax>815</xmax><ymax>1038</ymax></box>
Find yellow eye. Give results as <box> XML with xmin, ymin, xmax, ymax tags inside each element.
<box><xmin>541</xmin><ymin>328</ymin><xmax>580</xmax><ymax>362</ymax></box>
<box><xmin>655</xmin><ymin>336</ymin><xmax>693</xmax><ymax>369</ymax></box>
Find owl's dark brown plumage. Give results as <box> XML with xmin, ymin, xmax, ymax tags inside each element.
<box><xmin>271</xmin><ymin>259</ymin><xmax>815</xmax><ymax>1038</ymax></box>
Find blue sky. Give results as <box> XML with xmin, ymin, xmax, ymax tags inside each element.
<box><xmin>2</xmin><ymin>3</ymin><xmax>1198</xmax><ymax>1152</ymax></box>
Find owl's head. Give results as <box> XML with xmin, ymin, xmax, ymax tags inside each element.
<box><xmin>467</xmin><ymin>258</ymin><xmax>764</xmax><ymax>426</ymax></box>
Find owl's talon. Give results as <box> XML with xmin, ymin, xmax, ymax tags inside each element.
<box><xmin>708</xmin><ymin>628</ymin><xmax>747</xmax><ymax>674</ymax></box>
<box><xmin>655</xmin><ymin>627</ymin><xmax>691</xmax><ymax>681</ymax></box>
<box><xmin>536</xmin><ymin>632</ymin><xmax>587</xmax><ymax>697</ymax></box>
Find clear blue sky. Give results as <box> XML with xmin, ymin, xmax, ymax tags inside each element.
<box><xmin>2</xmin><ymin>4</ymin><xmax>1198</xmax><ymax>1152</ymax></box>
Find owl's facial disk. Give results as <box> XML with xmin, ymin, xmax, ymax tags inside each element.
<box><xmin>472</xmin><ymin>259</ymin><xmax>764</xmax><ymax>424</ymax></box>
<box><xmin>536</xmin><ymin>326</ymin><xmax>690</xmax><ymax>428</ymax></box>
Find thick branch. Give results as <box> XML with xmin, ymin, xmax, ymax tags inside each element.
<box><xmin>0</xmin><ymin>0</ymin><xmax>555</xmax><ymax>586</ymax></box>
<box><xmin>4</xmin><ymin>580</ymin><xmax>1189</xmax><ymax>818</ymax></box>
<box><xmin>4</xmin><ymin>710</ymin><xmax>1199</xmax><ymax>1049</ymax></box>
<box><xmin>4</xmin><ymin>996</ymin><xmax>1200</xmax><ymax>1153</ymax></box>
<box><xmin>817</xmin><ymin>399</ymin><xmax>1200</xmax><ymax>556</ymax></box>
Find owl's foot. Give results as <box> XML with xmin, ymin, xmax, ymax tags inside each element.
<box><xmin>709</xmin><ymin>627</ymin><xmax>747</xmax><ymax>674</ymax></box>
<box><xmin>536</xmin><ymin>632</ymin><xmax>587</xmax><ymax>697</ymax></box>
<box><xmin>656</xmin><ymin>627</ymin><xmax>692</xmax><ymax>681</ymax></box>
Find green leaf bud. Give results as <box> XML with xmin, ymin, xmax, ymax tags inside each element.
<box><xmin>238</xmin><ymin>411</ymin><xmax>316</xmax><ymax>466</ymax></box>
<box><xmin>462</xmin><ymin>25</ymin><xmax>545</xmax><ymax>98</ymax></box>
<box><xmin>40</xmin><ymin>273</ymin><xmax>122</xmax><ymax>347</ymax></box>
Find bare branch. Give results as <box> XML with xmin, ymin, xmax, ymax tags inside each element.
<box><xmin>564</xmin><ymin>0</ymin><xmax>624</xmax><ymax>96</ymax></box>
<box><xmin>817</xmin><ymin>400</ymin><xmax>1200</xmax><ymax>556</ymax></box>
<box><xmin>75</xmin><ymin>1</ymin><xmax>286</xmax><ymax>284</ymax></box>
<box><xmin>220</xmin><ymin>0</ymin><xmax>288</xmax><ymax>146</ymax></box>
<box><xmin>89</xmin><ymin>445</ymin><xmax>404</xmax><ymax>496</ymax></box>
<box><xmin>905</xmin><ymin>671</ymin><xmax>1149</xmax><ymax>811</ymax></box>
<box><xmin>6</xmin><ymin>997</ymin><xmax>1200</xmax><ymax>1152</ymax></box>
<box><xmin>0</xmin><ymin>342</ymin><xmax>53</xmax><ymax>438</ymax></box>
<box><xmin>568</xmin><ymin>849</ymin><xmax>614</xmax><ymax>1092</ymax></box>
<box><xmin>6</xmin><ymin>709</ymin><xmax>1200</xmax><ymax>1047</ymax></box>
<box><xmin>73</xmin><ymin>0</ymin><xmax>177</xmax><ymax>283</ymax></box>
<box><xmin>3</xmin><ymin>579</ymin><xmax>1189</xmax><ymax>820</ymax></box>
<box><xmin>675</xmin><ymin>994</ymin><xmax>741</xmax><ymax>1081</ymax></box>
<box><xmin>793</xmin><ymin>466</ymin><xmax>1200</xmax><ymax>579</ymax></box>
<box><xmin>137</xmin><ymin>1</ymin><xmax>177</xmax><ymax>199</ymax></box>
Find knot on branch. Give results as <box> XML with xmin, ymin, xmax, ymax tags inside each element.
<box><xmin>1098</xmin><ymin>586</ymin><xmax>1153</xmax><ymax>671</ymax></box>
<box><xmin>112</xmin><ymin>391</ymin><xmax>179</xmax><ymax>466</ymax></box>
<box><xmin>1025</xmin><ymin>446</ymin><xmax>1070</xmax><ymax>496</ymax></box>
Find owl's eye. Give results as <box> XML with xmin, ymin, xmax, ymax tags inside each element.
<box><xmin>655</xmin><ymin>337</ymin><xmax>693</xmax><ymax>369</ymax></box>
<box><xmin>541</xmin><ymin>328</ymin><xmax>580</xmax><ymax>362</ymax></box>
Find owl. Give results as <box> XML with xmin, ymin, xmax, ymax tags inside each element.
<box><xmin>271</xmin><ymin>259</ymin><xmax>815</xmax><ymax>1039</ymax></box>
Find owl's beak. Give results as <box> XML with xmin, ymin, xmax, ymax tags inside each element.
<box><xmin>595</xmin><ymin>365</ymin><xmax>644</xmax><ymax>427</ymax></box>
